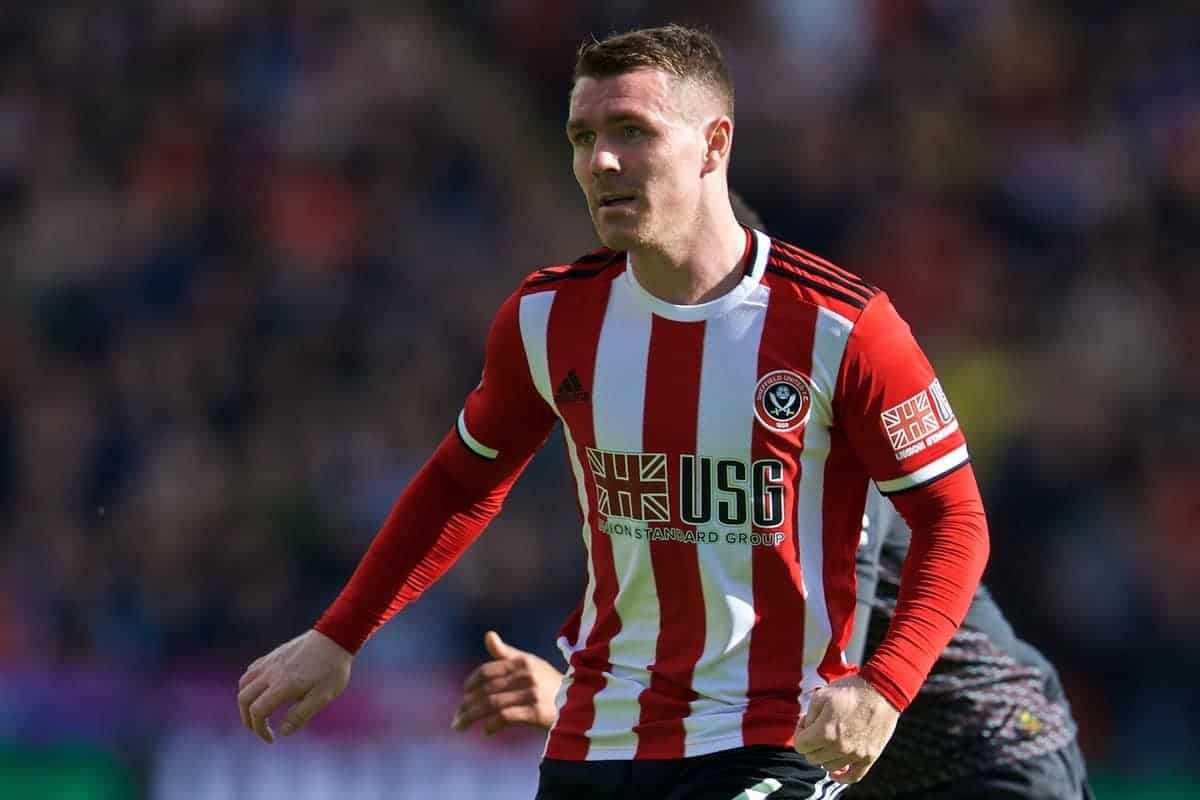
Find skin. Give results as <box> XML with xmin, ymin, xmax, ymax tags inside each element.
<box><xmin>566</xmin><ymin>67</ymin><xmax>747</xmax><ymax>305</ymax></box>
<box><xmin>236</xmin><ymin>630</ymin><xmax>351</xmax><ymax>744</ymax></box>
<box><xmin>237</xmin><ymin>65</ymin><xmax>900</xmax><ymax>786</ymax></box>
<box><xmin>451</xmin><ymin>632</ymin><xmax>561</xmax><ymax>735</ymax></box>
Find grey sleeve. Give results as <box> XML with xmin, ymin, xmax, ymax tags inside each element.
<box><xmin>847</xmin><ymin>486</ymin><xmax>894</xmax><ymax>665</ymax></box>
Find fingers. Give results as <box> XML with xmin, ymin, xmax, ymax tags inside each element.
<box><xmin>815</xmin><ymin>754</ymin><xmax>856</xmax><ymax>776</ymax></box>
<box><xmin>828</xmin><ymin>764</ymin><xmax>853</xmax><ymax>781</ymax></box>
<box><xmin>484</xmin><ymin>703</ymin><xmax>542</xmax><ymax>735</ymax></box>
<box><xmin>452</xmin><ymin>687</ymin><xmax>539</xmax><ymax>732</ymax></box>
<box><xmin>473</xmin><ymin>669</ymin><xmax>534</xmax><ymax>697</ymax></box>
<box><xmin>793</xmin><ymin>680</ymin><xmax>895</xmax><ymax>785</ymax></box>
<box><xmin>237</xmin><ymin>677</ymin><xmax>269</xmax><ymax>732</ymax></box>
<box><xmin>460</xmin><ymin>662</ymin><xmax>537</xmax><ymax>695</ymax></box>
<box><xmin>279</xmin><ymin>687</ymin><xmax>332</xmax><ymax>737</ymax></box>
<box><xmin>238</xmin><ymin>664</ymin><xmax>263</xmax><ymax>691</ymax></box>
<box><xmin>798</xmin><ymin>742</ymin><xmax>865</xmax><ymax>782</ymax></box>
<box><xmin>794</xmin><ymin>696</ymin><xmax>856</xmax><ymax>775</ymax></box>
<box><xmin>792</xmin><ymin>695</ymin><xmax>832</xmax><ymax>750</ymax></box>
<box><xmin>458</xmin><ymin>657</ymin><xmax>516</xmax><ymax>695</ymax></box>
<box><xmin>247</xmin><ymin>683</ymin><xmax>304</xmax><ymax>744</ymax></box>
<box><xmin>484</xmin><ymin>630</ymin><xmax>519</xmax><ymax>660</ymax></box>
<box><xmin>796</xmin><ymin>743</ymin><xmax>844</xmax><ymax>769</ymax></box>
<box><xmin>835</xmin><ymin>759</ymin><xmax>873</xmax><ymax>784</ymax></box>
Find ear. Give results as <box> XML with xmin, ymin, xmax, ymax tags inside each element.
<box><xmin>702</xmin><ymin>116</ymin><xmax>734</xmax><ymax>176</ymax></box>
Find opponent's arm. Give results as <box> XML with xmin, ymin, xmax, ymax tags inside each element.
<box><xmin>846</xmin><ymin>487</ymin><xmax>894</xmax><ymax>666</ymax></box>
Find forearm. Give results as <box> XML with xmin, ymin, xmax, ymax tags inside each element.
<box><xmin>858</xmin><ymin>466</ymin><xmax>989</xmax><ymax>709</ymax></box>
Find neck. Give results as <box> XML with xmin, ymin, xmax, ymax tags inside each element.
<box><xmin>628</xmin><ymin>206</ymin><xmax>748</xmax><ymax>306</ymax></box>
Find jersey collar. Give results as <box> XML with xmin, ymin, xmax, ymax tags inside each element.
<box><xmin>623</xmin><ymin>227</ymin><xmax>769</xmax><ymax>322</ymax></box>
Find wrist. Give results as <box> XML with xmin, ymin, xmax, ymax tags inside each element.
<box><xmin>311</xmin><ymin>626</ymin><xmax>356</xmax><ymax>660</ymax></box>
<box><xmin>857</xmin><ymin>664</ymin><xmax>906</xmax><ymax>712</ymax></box>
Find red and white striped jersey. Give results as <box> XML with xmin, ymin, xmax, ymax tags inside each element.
<box><xmin>453</xmin><ymin>229</ymin><xmax>972</xmax><ymax>760</ymax></box>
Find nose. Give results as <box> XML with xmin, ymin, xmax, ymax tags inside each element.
<box><xmin>590</xmin><ymin>144</ymin><xmax>619</xmax><ymax>176</ymax></box>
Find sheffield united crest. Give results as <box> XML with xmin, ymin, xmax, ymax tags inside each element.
<box><xmin>754</xmin><ymin>370</ymin><xmax>812</xmax><ymax>432</ymax></box>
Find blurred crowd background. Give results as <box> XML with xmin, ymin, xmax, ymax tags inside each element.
<box><xmin>1</xmin><ymin>1</ymin><xmax>1198</xmax><ymax>798</ymax></box>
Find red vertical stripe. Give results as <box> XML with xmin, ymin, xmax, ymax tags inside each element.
<box><xmin>818</xmin><ymin>431</ymin><xmax>869</xmax><ymax>681</ymax></box>
<box><xmin>544</xmin><ymin>276</ymin><xmax>621</xmax><ymax>761</ymax></box>
<box><xmin>742</xmin><ymin>294</ymin><xmax>818</xmax><ymax>747</ymax></box>
<box><xmin>632</xmin><ymin>317</ymin><xmax>707</xmax><ymax>759</ymax></box>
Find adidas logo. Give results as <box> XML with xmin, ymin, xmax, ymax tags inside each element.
<box><xmin>555</xmin><ymin>369</ymin><xmax>590</xmax><ymax>404</ymax></box>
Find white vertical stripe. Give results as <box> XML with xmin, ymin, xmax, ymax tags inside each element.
<box><xmin>683</xmin><ymin>285</ymin><xmax>769</xmax><ymax>753</ymax></box>
<box><xmin>546</xmin><ymin>416</ymin><xmax>595</xmax><ymax>761</ymax></box>
<box><xmin>807</xmin><ymin>307</ymin><xmax>852</xmax><ymax>424</ymax></box>
<box><xmin>549</xmin><ymin>419</ymin><xmax>595</xmax><ymax>762</ymax></box>
<box><xmin>796</xmin><ymin>308</ymin><xmax>853</xmax><ymax>688</ymax></box>
<box><xmin>591</xmin><ymin>281</ymin><xmax>652</xmax><ymax>450</ymax></box>
<box><xmin>517</xmin><ymin>291</ymin><xmax>557</xmax><ymax>412</ymax></box>
<box><xmin>525</xmin><ymin>287</ymin><xmax>599</xmax><ymax>760</ymax></box>
<box><xmin>557</xmin><ymin>420</ymin><xmax>599</xmax><ymax>662</ymax></box>
<box><xmin>579</xmin><ymin>280</ymin><xmax>657</xmax><ymax>753</ymax></box>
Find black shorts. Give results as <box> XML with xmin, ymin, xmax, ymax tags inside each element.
<box><xmin>536</xmin><ymin>745</ymin><xmax>839</xmax><ymax>800</ymax></box>
<box><xmin>844</xmin><ymin>742</ymin><xmax>1093</xmax><ymax>800</ymax></box>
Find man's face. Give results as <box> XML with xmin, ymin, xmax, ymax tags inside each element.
<box><xmin>567</xmin><ymin>68</ymin><xmax>715</xmax><ymax>251</ymax></box>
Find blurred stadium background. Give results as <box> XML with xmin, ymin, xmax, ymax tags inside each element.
<box><xmin>0</xmin><ymin>1</ymin><xmax>1197</xmax><ymax>798</ymax></box>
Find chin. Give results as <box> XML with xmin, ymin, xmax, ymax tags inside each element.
<box><xmin>593</xmin><ymin>219</ymin><xmax>645</xmax><ymax>251</ymax></box>
<box><xmin>596</xmin><ymin>231</ymin><xmax>637</xmax><ymax>251</ymax></box>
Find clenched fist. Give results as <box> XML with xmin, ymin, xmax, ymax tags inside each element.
<box><xmin>793</xmin><ymin>675</ymin><xmax>900</xmax><ymax>783</ymax></box>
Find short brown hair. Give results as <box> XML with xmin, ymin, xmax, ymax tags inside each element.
<box><xmin>574</xmin><ymin>24</ymin><xmax>734</xmax><ymax>117</ymax></box>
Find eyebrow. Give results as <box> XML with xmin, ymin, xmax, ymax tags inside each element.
<box><xmin>566</xmin><ymin>111</ymin><xmax>654</xmax><ymax>136</ymax></box>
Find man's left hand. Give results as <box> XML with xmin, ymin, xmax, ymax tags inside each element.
<box><xmin>792</xmin><ymin>675</ymin><xmax>900</xmax><ymax>784</ymax></box>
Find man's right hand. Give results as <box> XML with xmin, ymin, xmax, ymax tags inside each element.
<box><xmin>452</xmin><ymin>631</ymin><xmax>563</xmax><ymax>735</ymax></box>
<box><xmin>237</xmin><ymin>629</ymin><xmax>353</xmax><ymax>743</ymax></box>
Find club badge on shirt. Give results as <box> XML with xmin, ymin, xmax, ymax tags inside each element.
<box><xmin>754</xmin><ymin>370</ymin><xmax>812</xmax><ymax>432</ymax></box>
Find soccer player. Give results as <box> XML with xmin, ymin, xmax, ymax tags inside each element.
<box><xmin>236</xmin><ymin>25</ymin><xmax>989</xmax><ymax>799</ymax></box>
<box><xmin>454</xmin><ymin>485</ymin><xmax>1094</xmax><ymax>799</ymax></box>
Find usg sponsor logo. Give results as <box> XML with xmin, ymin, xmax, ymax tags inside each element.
<box><xmin>585</xmin><ymin>448</ymin><xmax>788</xmax><ymax>529</ymax></box>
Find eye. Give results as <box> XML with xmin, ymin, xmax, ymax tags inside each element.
<box><xmin>572</xmin><ymin>131</ymin><xmax>595</xmax><ymax>146</ymax></box>
<box><xmin>621</xmin><ymin>125</ymin><xmax>642</xmax><ymax>138</ymax></box>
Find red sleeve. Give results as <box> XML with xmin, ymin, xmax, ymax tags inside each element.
<box><xmin>857</xmin><ymin>467</ymin><xmax>988</xmax><ymax>709</ymax></box>
<box><xmin>314</xmin><ymin>290</ymin><xmax>557</xmax><ymax>653</ymax></box>
<box><xmin>835</xmin><ymin>294</ymin><xmax>988</xmax><ymax>709</ymax></box>
<box><xmin>836</xmin><ymin>294</ymin><xmax>969</xmax><ymax>491</ymax></box>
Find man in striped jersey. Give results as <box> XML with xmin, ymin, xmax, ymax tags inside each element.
<box><xmin>455</xmin><ymin>484</ymin><xmax>1094</xmax><ymax>799</ymax></box>
<box><xmin>237</xmin><ymin>24</ymin><xmax>989</xmax><ymax>799</ymax></box>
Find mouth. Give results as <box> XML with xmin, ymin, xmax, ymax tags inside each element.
<box><xmin>597</xmin><ymin>194</ymin><xmax>637</xmax><ymax>210</ymax></box>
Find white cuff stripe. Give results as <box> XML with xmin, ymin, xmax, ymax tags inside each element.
<box><xmin>876</xmin><ymin>443</ymin><xmax>969</xmax><ymax>494</ymax></box>
<box><xmin>457</xmin><ymin>410</ymin><xmax>498</xmax><ymax>460</ymax></box>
